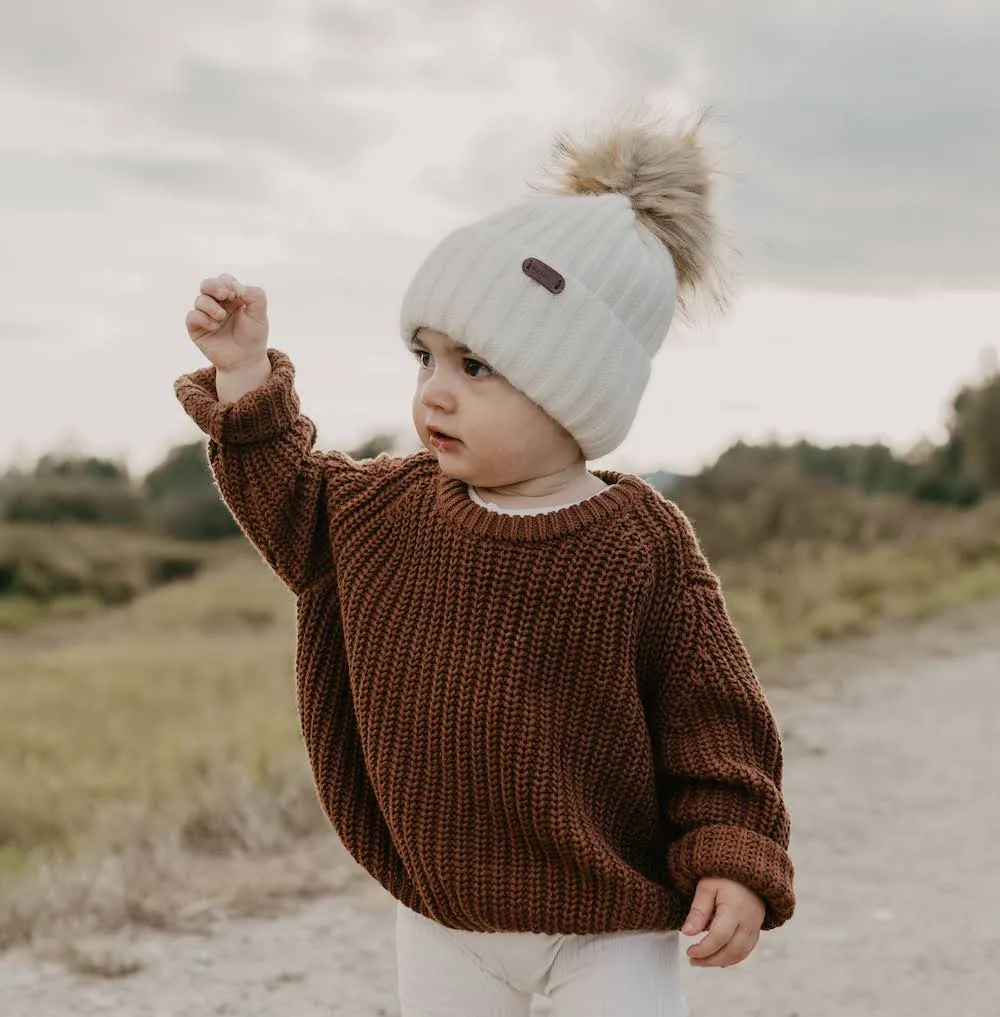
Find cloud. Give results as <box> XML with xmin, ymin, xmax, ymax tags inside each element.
<box><xmin>0</xmin><ymin>0</ymin><xmax>392</xmax><ymax>192</ymax></box>
<box><xmin>0</xmin><ymin>0</ymin><xmax>239</xmax><ymax>95</ymax></box>
<box><xmin>678</xmin><ymin>4</ymin><xmax>1000</xmax><ymax>290</ymax></box>
<box><xmin>1</xmin><ymin>0</ymin><xmax>997</xmax><ymax>312</ymax></box>
<box><xmin>142</xmin><ymin>60</ymin><xmax>387</xmax><ymax>173</ymax></box>
<box><xmin>390</xmin><ymin>0</ymin><xmax>1000</xmax><ymax>292</ymax></box>
<box><xmin>102</xmin><ymin>153</ymin><xmax>273</xmax><ymax>203</ymax></box>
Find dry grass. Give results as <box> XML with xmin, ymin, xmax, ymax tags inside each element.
<box><xmin>54</xmin><ymin>938</ymin><xmax>148</xmax><ymax>979</ymax></box>
<box><xmin>0</xmin><ymin>762</ymin><xmax>365</xmax><ymax>956</ymax></box>
<box><xmin>1</xmin><ymin>499</ymin><xmax>999</xmax><ymax>955</ymax></box>
<box><xmin>0</xmin><ymin>546</ymin><xmax>376</xmax><ymax>955</ymax></box>
<box><xmin>0</xmin><ymin>558</ymin><xmax>298</xmax><ymax>869</ymax></box>
<box><xmin>718</xmin><ymin>497</ymin><xmax>1000</xmax><ymax>660</ymax></box>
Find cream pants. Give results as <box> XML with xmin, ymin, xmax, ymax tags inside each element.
<box><xmin>396</xmin><ymin>902</ymin><xmax>687</xmax><ymax>1016</ymax></box>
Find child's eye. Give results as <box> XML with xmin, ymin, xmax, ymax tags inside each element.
<box><xmin>464</xmin><ymin>358</ymin><xmax>493</xmax><ymax>378</ymax></box>
<box><xmin>413</xmin><ymin>349</ymin><xmax>431</xmax><ymax>368</ymax></box>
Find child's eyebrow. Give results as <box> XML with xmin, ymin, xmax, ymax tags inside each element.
<box><xmin>409</xmin><ymin>336</ymin><xmax>474</xmax><ymax>356</ymax></box>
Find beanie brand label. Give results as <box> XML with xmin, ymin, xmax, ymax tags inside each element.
<box><xmin>522</xmin><ymin>258</ymin><xmax>565</xmax><ymax>294</ymax></box>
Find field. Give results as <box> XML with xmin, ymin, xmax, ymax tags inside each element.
<box><xmin>1</xmin><ymin>496</ymin><xmax>1000</xmax><ymax>950</ymax></box>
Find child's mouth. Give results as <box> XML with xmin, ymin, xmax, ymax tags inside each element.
<box><xmin>429</xmin><ymin>430</ymin><xmax>460</xmax><ymax>451</ymax></box>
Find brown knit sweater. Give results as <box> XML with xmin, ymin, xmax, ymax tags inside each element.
<box><xmin>175</xmin><ymin>348</ymin><xmax>794</xmax><ymax>934</ymax></box>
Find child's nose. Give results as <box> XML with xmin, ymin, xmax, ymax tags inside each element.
<box><xmin>420</xmin><ymin>370</ymin><xmax>457</xmax><ymax>411</ymax></box>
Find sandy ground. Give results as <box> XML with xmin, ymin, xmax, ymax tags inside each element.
<box><xmin>2</xmin><ymin>606</ymin><xmax>998</xmax><ymax>1016</ymax></box>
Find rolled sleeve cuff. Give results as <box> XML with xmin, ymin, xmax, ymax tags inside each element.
<box><xmin>173</xmin><ymin>348</ymin><xmax>301</xmax><ymax>445</ymax></box>
<box><xmin>668</xmin><ymin>824</ymin><xmax>795</xmax><ymax>929</ymax></box>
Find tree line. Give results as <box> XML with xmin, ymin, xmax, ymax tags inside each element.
<box><xmin>1</xmin><ymin>368</ymin><xmax>998</xmax><ymax>542</ymax></box>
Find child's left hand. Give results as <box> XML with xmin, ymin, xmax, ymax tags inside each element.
<box><xmin>681</xmin><ymin>877</ymin><xmax>765</xmax><ymax>968</ymax></box>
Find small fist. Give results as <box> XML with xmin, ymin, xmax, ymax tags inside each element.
<box><xmin>682</xmin><ymin>877</ymin><xmax>765</xmax><ymax>968</ymax></box>
<box><xmin>185</xmin><ymin>273</ymin><xmax>269</xmax><ymax>373</ymax></box>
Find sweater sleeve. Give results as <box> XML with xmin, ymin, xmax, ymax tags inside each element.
<box><xmin>173</xmin><ymin>348</ymin><xmax>391</xmax><ymax>596</ymax></box>
<box><xmin>642</xmin><ymin>508</ymin><xmax>795</xmax><ymax>929</ymax></box>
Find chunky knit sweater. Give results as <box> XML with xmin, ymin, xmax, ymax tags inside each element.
<box><xmin>175</xmin><ymin>348</ymin><xmax>795</xmax><ymax>934</ymax></box>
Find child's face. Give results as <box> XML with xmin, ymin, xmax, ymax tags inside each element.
<box><xmin>409</xmin><ymin>328</ymin><xmax>584</xmax><ymax>486</ymax></box>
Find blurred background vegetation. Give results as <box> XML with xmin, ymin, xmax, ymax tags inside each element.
<box><xmin>2</xmin><ymin>365</ymin><xmax>998</xmax><ymax>630</ymax></box>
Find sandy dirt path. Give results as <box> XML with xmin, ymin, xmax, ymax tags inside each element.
<box><xmin>2</xmin><ymin>614</ymin><xmax>998</xmax><ymax>1016</ymax></box>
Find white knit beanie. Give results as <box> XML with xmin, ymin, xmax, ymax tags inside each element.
<box><xmin>400</xmin><ymin>111</ymin><xmax>726</xmax><ymax>460</ymax></box>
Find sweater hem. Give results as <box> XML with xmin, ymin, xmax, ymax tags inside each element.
<box><xmin>391</xmin><ymin>887</ymin><xmax>692</xmax><ymax>936</ymax></box>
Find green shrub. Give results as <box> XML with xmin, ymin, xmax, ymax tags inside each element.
<box><xmin>0</xmin><ymin>476</ymin><xmax>146</xmax><ymax>526</ymax></box>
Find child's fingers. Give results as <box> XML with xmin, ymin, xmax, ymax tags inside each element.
<box><xmin>186</xmin><ymin>308</ymin><xmax>220</xmax><ymax>338</ymax></box>
<box><xmin>238</xmin><ymin>284</ymin><xmax>267</xmax><ymax>322</ymax></box>
<box><xmin>686</xmin><ymin>905</ymin><xmax>739</xmax><ymax>961</ymax></box>
<box><xmin>218</xmin><ymin>272</ymin><xmax>245</xmax><ymax>301</ymax></box>
<box><xmin>194</xmin><ymin>293</ymin><xmax>228</xmax><ymax>322</ymax></box>
<box><xmin>682</xmin><ymin>882</ymin><xmax>716</xmax><ymax>936</ymax></box>
<box><xmin>689</xmin><ymin>925</ymin><xmax>757</xmax><ymax>968</ymax></box>
<box><xmin>199</xmin><ymin>274</ymin><xmax>243</xmax><ymax>303</ymax></box>
<box><xmin>200</xmin><ymin>276</ymin><xmax>228</xmax><ymax>301</ymax></box>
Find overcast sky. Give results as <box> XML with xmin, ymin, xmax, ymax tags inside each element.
<box><xmin>1</xmin><ymin>0</ymin><xmax>998</xmax><ymax>476</ymax></box>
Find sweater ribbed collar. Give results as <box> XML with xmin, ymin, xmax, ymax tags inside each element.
<box><xmin>434</xmin><ymin>465</ymin><xmax>649</xmax><ymax>542</ymax></box>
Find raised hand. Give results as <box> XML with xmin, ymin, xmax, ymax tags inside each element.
<box><xmin>185</xmin><ymin>273</ymin><xmax>269</xmax><ymax>374</ymax></box>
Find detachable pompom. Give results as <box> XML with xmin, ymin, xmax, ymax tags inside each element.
<box><xmin>539</xmin><ymin>108</ymin><xmax>728</xmax><ymax>316</ymax></box>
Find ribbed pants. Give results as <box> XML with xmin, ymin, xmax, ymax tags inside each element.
<box><xmin>396</xmin><ymin>903</ymin><xmax>687</xmax><ymax>1016</ymax></box>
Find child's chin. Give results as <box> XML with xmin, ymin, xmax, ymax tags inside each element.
<box><xmin>434</xmin><ymin>456</ymin><xmax>472</xmax><ymax>479</ymax></box>
<box><xmin>437</xmin><ymin>456</ymin><xmax>490</xmax><ymax>489</ymax></box>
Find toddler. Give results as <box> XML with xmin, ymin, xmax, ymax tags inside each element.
<box><xmin>175</xmin><ymin>109</ymin><xmax>794</xmax><ymax>1016</ymax></box>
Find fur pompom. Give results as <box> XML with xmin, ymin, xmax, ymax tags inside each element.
<box><xmin>538</xmin><ymin>108</ymin><xmax>729</xmax><ymax>316</ymax></box>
